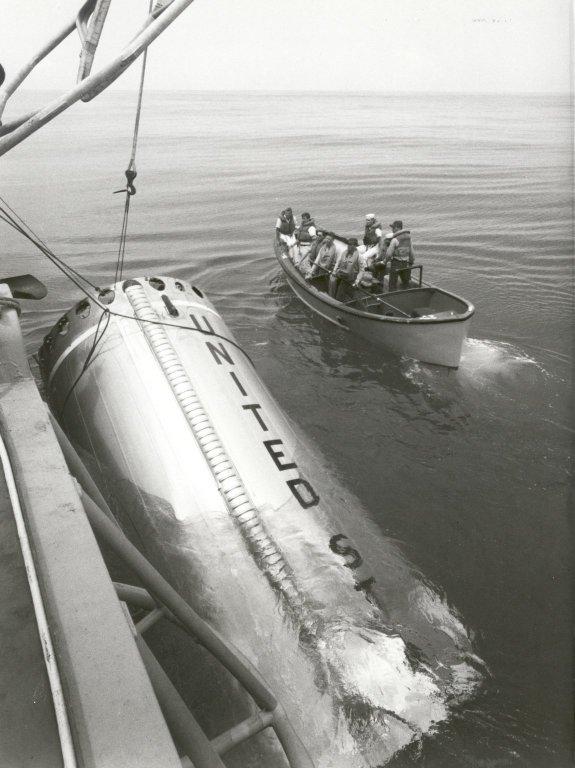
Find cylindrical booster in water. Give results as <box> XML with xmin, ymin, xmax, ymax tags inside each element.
<box><xmin>39</xmin><ymin>276</ymin><xmax>482</xmax><ymax>767</ymax></box>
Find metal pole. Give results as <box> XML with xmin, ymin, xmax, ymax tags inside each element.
<box><xmin>135</xmin><ymin>607</ymin><xmax>165</xmax><ymax>634</ymax></box>
<box><xmin>0</xmin><ymin>0</ymin><xmax>96</xmax><ymax>121</ymax></box>
<box><xmin>136</xmin><ymin>635</ymin><xmax>226</xmax><ymax>768</ymax></box>
<box><xmin>79</xmin><ymin>489</ymin><xmax>277</xmax><ymax>710</ymax></box>
<box><xmin>80</xmin><ymin>491</ymin><xmax>315</xmax><ymax>767</ymax></box>
<box><xmin>114</xmin><ymin>582</ymin><xmax>157</xmax><ymax>610</ymax></box>
<box><xmin>0</xmin><ymin>0</ymin><xmax>197</xmax><ymax>155</ymax></box>
<box><xmin>114</xmin><ymin>582</ymin><xmax>183</xmax><ymax>634</ymax></box>
<box><xmin>211</xmin><ymin>711</ymin><xmax>274</xmax><ymax>756</ymax></box>
<box><xmin>310</xmin><ymin>263</ymin><xmax>412</xmax><ymax>317</ymax></box>
<box><xmin>48</xmin><ymin>411</ymin><xmax>121</xmax><ymax>527</ymax></box>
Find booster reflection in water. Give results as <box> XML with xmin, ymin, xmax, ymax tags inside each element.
<box><xmin>39</xmin><ymin>276</ymin><xmax>483</xmax><ymax>767</ymax></box>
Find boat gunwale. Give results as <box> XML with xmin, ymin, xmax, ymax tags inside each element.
<box><xmin>274</xmin><ymin>241</ymin><xmax>475</xmax><ymax>326</ymax></box>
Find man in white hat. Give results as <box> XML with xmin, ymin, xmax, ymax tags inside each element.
<box><xmin>363</xmin><ymin>214</ymin><xmax>382</xmax><ymax>249</ymax></box>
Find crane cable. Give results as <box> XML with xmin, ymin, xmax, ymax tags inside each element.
<box><xmin>0</xmin><ymin>194</ymin><xmax>100</xmax><ymax>294</ymax></box>
<box><xmin>113</xmin><ymin>0</ymin><xmax>152</xmax><ymax>284</ymax></box>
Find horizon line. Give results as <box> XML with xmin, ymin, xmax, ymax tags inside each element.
<box><xmin>16</xmin><ymin>87</ymin><xmax>572</xmax><ymax>96</ymax></box>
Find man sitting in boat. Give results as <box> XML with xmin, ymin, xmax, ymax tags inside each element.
<box><xmin>275</xmin><ymin>207</ymin><xmax>298</xmax><ymax>261</ymax></box>
<box><xmin>329</xmin><ymin>238</ymin><xmax>360</xmax><ymax>301</ymax></box>
<box><xmin>294</xmin><ymin>212</ymin><xmax>318</xmax><ymax>273</ymax></box>
<box><xmin>296</xmin><ymin>212</ymin><xmax>317</xmax><ymax>245</ymax></box>
<box><xmin>306</xmin><ymin>235</ymin><xmax>336</xmax><ymax>285</ymax></box>
<box><xmin>305</xmin><ymin>232</ymin><xmax>325</xmax><ymax>274</ymax></box>
<box><xmin>385</xmin><ymin>220</ymin><xmax>415</xmax><ymax>291</ymax></box>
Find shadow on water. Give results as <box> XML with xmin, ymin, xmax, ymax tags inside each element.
<box><xmin>268</xmin><ymin>279</ymin><xmax>473</xmax><ymax>431</ymax></box>
<box><xmin>269</xmin><ymin>273</ymin><xmax>567</xmax><ymax>419</ymax></box>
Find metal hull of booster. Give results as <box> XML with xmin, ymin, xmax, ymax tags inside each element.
<box><xmin>39</xmin><ymin>277</ymin><xmax>480</xmax><ymax>767</ymax></box>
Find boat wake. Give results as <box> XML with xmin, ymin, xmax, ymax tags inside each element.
<box><xmin>400</xmin><ymin>337</ymin><xmax>550</xmax><ymax>395</ymax></box>
<box><xmin>458</xmin><ymin>338</ymin><xmax>549</xmax><ymax>385</ymax></box>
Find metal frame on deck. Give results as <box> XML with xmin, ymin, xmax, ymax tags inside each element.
<box><xmin>82</xmin><ymin>488</ymin><xmax>315</xmax><ymax>768</ymax></box>
<box><xmin>0</xmin><ymin>0</ymin><xmax>197</xmax><ymax>156</ymax></box>
<box><xmin>0</xmin><ymin>282</ymin><xmax>184</xmax><ymax>768</ymax></box>
<box><xmin>49</xmin><ymin>417</ymin><xmax>314</xmax><ymax>768</ymax></box>
<box><xmin>1</xmin><ymin>282</ymin><xmax>314</xmax><ymax>768</ymax></box>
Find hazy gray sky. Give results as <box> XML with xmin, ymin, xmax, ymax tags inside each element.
<box><xmin>1</xmin><ymin>0</ymin><xmax>572</xmax><ymax>93</ymax></box>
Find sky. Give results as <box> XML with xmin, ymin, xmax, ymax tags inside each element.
<box><xmin>0</xmin><ymin>0</ymin><xmax>572</xmax><ymax>93</ymax></box>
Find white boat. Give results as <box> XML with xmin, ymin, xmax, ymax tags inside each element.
<box><xmin>275</xmin><ymin>235</ymin><xmax>474</xmax><ymax>368</ymax></box>
<box><xmin>38</xmin><ymin>275</ymin><xmax>482</xmax><ymax>766</ymax></box>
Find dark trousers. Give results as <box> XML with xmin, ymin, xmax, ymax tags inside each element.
<box><xmin>372</xmin><ymin>260</ymin><xmax>387</xmax><ymax>290</ymax></box>
<box><xmin>329</xmin><ymin>275</ymin><xmax>352</xmax><ymax>301</ymax></box>
<box><xmin>388</xmin><ymin>260</ymin><xmax>411</xmax><ymax>291</ymax></box>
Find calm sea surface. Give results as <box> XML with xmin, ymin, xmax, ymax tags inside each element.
<box><xmin>1</xmin><ymin>91</ymin><xmax>573</xmax><ymax>766</ymax></box>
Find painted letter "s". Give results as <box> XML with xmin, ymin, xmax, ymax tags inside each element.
<box><xmin>329</xmin><ymin>534</ymin><xmax>375</xmax><ymax>592</ymax></box>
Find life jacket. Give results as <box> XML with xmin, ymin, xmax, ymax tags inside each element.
<box><xmin>297</xmin><ymin>218</ymin><xmax>316</xmax><ymax>242</ymax></box>
<box><xmin>390</xmin><ymin>230</ymin><xmax>412</xmax><ymax>262</ymax></box>
<box><xmin>315</xmin><ymin>242</ymin><xmax>336</xmax><ymax>270</ymax></box>
<box><xmin>363</xmin><ymin>221</ymin><xmax>382</xmax><ymax>246</ymax></box>
<box><xmin>335</xmin><ymin>249</ymin><xmax>359</xmax><ymax>280</ymax></box>
<box><xmin>278</xmin><ymin>212</ymin><xmax>296</xmax><ymax>236</ymax></box>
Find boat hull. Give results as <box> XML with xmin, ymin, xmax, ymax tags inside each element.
<box><xmin>276</xmin><ymin>243</ymin><xmax>474</xmax><ymax>368</ymax></box>
<box><xmin>39</xmin><ymin>276</ymin><xmax>481</xmax><ymax>766</ymax></box>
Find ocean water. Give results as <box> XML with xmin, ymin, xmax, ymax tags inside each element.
<box><xmin>1</xmin><ymin>91</ymin><xmax>573</xmax><ymax>766</ymax></box>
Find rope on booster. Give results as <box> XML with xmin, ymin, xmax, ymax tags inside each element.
<box><xmin>113</xmin><ymin>0</ymin><xmax>152</xmax><ymax>285</ymax></box>
<box><xmin>123</xmin><ymin>279</ymin><xmax>305</xmax><ymax>615</ymax></box>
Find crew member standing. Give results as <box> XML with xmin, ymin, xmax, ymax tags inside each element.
<box><xmin>386</xmin><ymin>220</ymin><xmax>415</xmax><ymax>291</ymax></box>
<box><xmin>363</xmin><ymin>214</ymin><xmax>382</xmax><ymax>249</ymax></box>
<box><xmin>329</xmin><ymin>238</ymin><xmax>360</xmax><ymax>301</ymax></box>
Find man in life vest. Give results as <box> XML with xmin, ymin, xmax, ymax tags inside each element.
<box><xmin>305</xmin><ymin>231</ymin><xmax>324</xmax><ymax>274</ymax></box>
<box><xmin>294</xmin><ymin>212</ymin><xmax>318</xmax><ymax>273</ymax></box>
<box><xmin>385</xmin><ymin>220</ymin><xmax>415</xmax><ymax>291</ymax></box>
<box><xmin>307</xmin><ymin>235</ymin><xmax>336</xmax><ymax>284</ymax></box>
<box><xmin>296</xmin><ymin>212</ymin><xmax>317</xmax><ymax>244</ymax></box>
<box><xmin>329</xmin><ymin>238</ymin><xmax>360</xmax><ymax>301</ymax></box>
<box><xmin>275</xmin><ymin>207</ymin><xmax>298</xmax><ymax>261</ymax></box>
